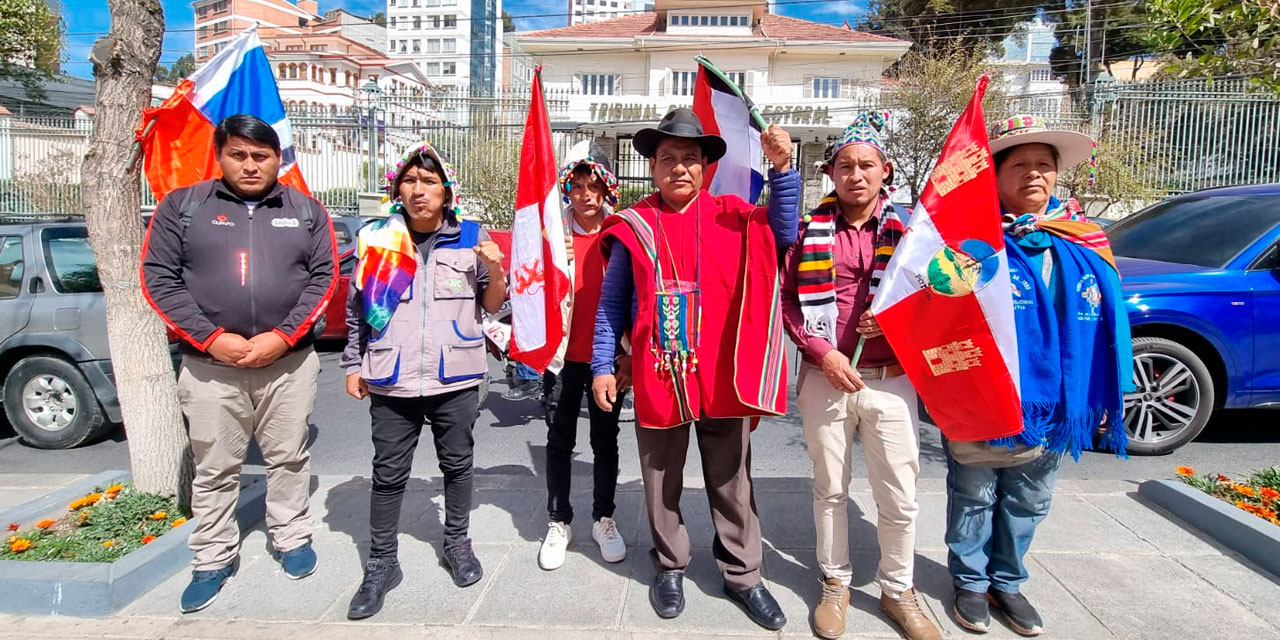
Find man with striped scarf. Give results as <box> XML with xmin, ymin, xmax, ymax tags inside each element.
<box><xmin>780</xmin><ymin>113</ymin><xmax>942</xmax><ymax>640</ymax></box>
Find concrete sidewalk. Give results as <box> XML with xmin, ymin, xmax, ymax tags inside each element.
<box><xmin>1</xmin><ymin>473</ymin><xmax>1278</xmax><ymax>639</ymax></box>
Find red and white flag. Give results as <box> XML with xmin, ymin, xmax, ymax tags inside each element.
<box><xmin>869</xmin><ymin>76</ymin><xmax>1023</xmax><ymax>442</ymax></box>
<box><xmin>508</xmin><ymin>68</ymin><xmax>571</xmax><ymax>373</ymax></box>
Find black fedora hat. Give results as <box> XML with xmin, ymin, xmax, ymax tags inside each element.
<box><xmin>632</xmin><ymin>108</ymin><xmax>727</xmax><ymax>163</ymax></box>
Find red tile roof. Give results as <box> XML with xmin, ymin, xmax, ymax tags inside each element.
<box><xmin>759</xmin><ymin>14</ymin><xmax>905</xmax><ymax>43</ymax></box>
<box><xmin>522</xmin><ymin>12</ymin><xmax>907</xmax><ymax>45</ymax></box>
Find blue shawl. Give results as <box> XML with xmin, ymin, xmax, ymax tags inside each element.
<box><xmin>995</xmin><ymin>227</ymin><xmax>1133</xmax><ymax>460</ymax></box>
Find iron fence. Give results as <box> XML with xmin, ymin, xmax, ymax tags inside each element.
<box><xmin>2</xmin><ymin>79</ymin><xmax>1277</xmax><ymax>219</ymax></box>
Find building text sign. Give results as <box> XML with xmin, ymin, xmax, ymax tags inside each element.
<box><xmin>587</xmin><ymin>102</ymin><xmax>834</xmax><ymax>126</ymax></box>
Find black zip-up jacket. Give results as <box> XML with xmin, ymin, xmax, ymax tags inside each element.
<box><xmin>141</xmin><ymin>179</ymin><xmax>337</xmax><ymax>355</ymax></box>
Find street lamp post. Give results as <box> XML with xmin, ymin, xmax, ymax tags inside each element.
<box><xmin>361</xmin><ymin>79</ymin><xmax>382</xmax><ymax>193</ymax></box>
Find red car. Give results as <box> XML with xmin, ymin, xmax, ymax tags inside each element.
<box><xmin>321</xmin><ymin>229</ymin><xmax>514</xmax><ymax>341</ymax></box>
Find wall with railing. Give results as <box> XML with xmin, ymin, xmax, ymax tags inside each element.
<box><xmin>3</xmin><ymin>79</ymin><xmax>1277</xmax><ymax>221</ymax></box>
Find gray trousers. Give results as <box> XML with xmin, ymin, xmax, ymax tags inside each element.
<box><xmin>179</xmin><ymin>348</ymin><xmax>319</xmax><ymax>571</ymax></box>
<box><xmin>635</xmin><ymin>416</ymin><xmax>763</xmax><ymax>590</ymax></box>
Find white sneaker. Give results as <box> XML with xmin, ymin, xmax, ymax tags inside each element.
<box><xmin>538</xmin><ymin>521</ymin><xmax>572</xmax><ymax>570</ymax></box>
<box><xmin>592</xmin><ymin>517</ymin><xmax>626</xmax><ymax>563</ymax></box>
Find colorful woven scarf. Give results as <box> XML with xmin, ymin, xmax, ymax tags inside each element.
<box><xmin>795</xmin><ymin>193</ymin><xmax>907</xmax><ymax>344</ymax></box>
<box><xmin>355</xmin><ymin>214</ymin><xmax>417</xmax><ymax>333</ymax></box>
<box><xmin>1003</xmin><ymin>197</ymin><xmax>1115</xmax><ymax>269</ymax></box>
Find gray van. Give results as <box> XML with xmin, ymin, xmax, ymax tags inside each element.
<box><xmin>0</xmin><ymin>217</ymin><xmax>174</xmax><ymax>449</ymax></box>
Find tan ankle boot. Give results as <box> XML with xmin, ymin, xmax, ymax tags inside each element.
<box><xmin>880</xmin><ymin>588</ymin><xmax>943</xmax><ymax>640</ymax></box>
<box><xmin>813</xmin><ymin>577</ymin><xmax>850</xmax><ymax>639</ymax></box>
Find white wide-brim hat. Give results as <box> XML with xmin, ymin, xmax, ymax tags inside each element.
<box><xmin>988</xmin><ymin>115</ymin><xmax>1095</xmax><ymax>169</ymax></box>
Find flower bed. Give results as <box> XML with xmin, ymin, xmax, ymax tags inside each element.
<box><xmin>1174</xmin><ymin>465</ymin><xmax>1280</xmax><ymax>527</ymax></box>
<box><xmin>3</xmin><ymin>483</ymin><xmax>189</xmax><ymax>562</ymax></box>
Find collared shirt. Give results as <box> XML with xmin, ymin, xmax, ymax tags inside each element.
<box><xmin>781</xmin><ymin>201</ymin><xmax>897</xmax><ymax>369</ymax></box>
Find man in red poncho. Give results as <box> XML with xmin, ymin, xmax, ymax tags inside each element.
<box><xmin>589</xmin><ymin>108</ymin><xmax>801</xmax><ymax>628</ymax></box>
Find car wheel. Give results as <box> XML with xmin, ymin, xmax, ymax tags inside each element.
<box><xmin>3</xmin><ymin>356</ymin><xmax>111</xmax><ymax>449</ymax></box>
<box><xmin>1124</xmin><ymin>337</ymin><xmax>1215</xmax><ymax>455</ymax></box>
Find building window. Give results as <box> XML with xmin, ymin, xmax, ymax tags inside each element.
<box><xmin>413</xmin><ymin>15</ymin><xmax>421</xmax><ymax>28</ymax></box>
<box><xmin>310</xmin><ymin>44</ymin><xmax>326</xmax><ymax>52</ymax></box>
<box><xmin>199</xmin><ymin>46</ymin><xmax>208</xmax><ymax>58</ymax></box>
<box><xmin>427</xmin><ymin>0</ymin><xmax>439</xmax><ymax>6</ymax></box>
<box><xmin>811</xmin><ymin>76</ymin><xmax>840</xmax><ymax>99</ymax></box>
<box><xmin>580</xmin><ymin>73</ymin><xmax>616</xmax><ymax>95</ymax></box>
<box><xmin>428</xmin><ymin>15</ymin><xmax>440</xmax><ymax>28</ymax></box>
<box><xmin>427</xmin><ymin>62</ymin><xmax>440</xmax><ymax>75</ymax></box>
<box><xmin>671</xmin><ymin>70</ymin><xmax>696</xmax><ymax>96</ymax></box>
<box><xmin>198</xmin><ymin>25</ymin><xmax>208</xmax><ymax>38</ymax></box>
<box><xmin>278</xmin><ymin>63</ymin><xmax>286</xmax><ymax>77</ymax></box>
<box><xmin>412</xmin><ymin>0</ymin><xmax>419</xmax><ymax>5</ymax></box>
<box><xmin>443</xmin><ymin>14</ymin><xmax>456</xmax><ymax>28</ymax></box>
<box><xmin>285</xmin><ymin>44</ymin><xmax>303</xmax><ymax>51</ymax></box>
<box><xmin>443</xmin><ymin>0</ymin><xmax>456</xmax><ymax>6</ymax></box>
<box><xmin>1030</xmin><ymin>68</ymin><xmax>1053</xmax><ymax>82</ymax></box>
<box><xmin>400</xmin><ymin>40</ymin><xmax>408</xmax><ymax>53</ymax></box>
<box><xmin>427</xmin><ymin>38</ymin><xmax>440</xmax><ymax>53</ymax></box>
<box><xmin>443</xmin><ymin>62</ymin><xmax>456</xmax><ymax>76</ymax></box>
<box><xmin>214</xmin><ymin>22</ymin><xmax>227</xmax><ymax>33</ymax></box>
<box><xmin>413</xmin><ymin>39</ymin><xmax>421</xmax><ymax>52</ymax></box>
<box><xmin>330</xmin><ymin>68</ymin><xmax>336</xmax><ymax>83</ymax></box>
<box><xmin>390</xmin><ymin>16</ymin><xmax>396</xmax><ymax>28</ymax></box>
<box><xmin>443</xmin><ymin>38</ymin><xmax>456</xmax><ymax>53</ymax></box>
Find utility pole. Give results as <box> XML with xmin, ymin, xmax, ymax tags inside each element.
<box><xmin>1082</xmin><ymin>0</ymin><xmax>1093</xmax><ymax>86</ymax></box>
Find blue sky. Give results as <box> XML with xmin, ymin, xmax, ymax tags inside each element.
<box><xmin>60</xmin><ymin>0</ymin><xmax>867</xmax><ymax>79</ymax></box>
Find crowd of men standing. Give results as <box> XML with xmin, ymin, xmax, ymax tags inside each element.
<box><xmin>140</xmin><ymin>105</ymin><xmax>1129</xmax><ymax>640</ymax></box>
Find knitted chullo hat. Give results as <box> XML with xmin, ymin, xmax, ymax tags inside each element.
<box><xmin>383</xmin><ymin>141</ymin><xmax>462</xmax><ymax>218</ymax></box>
<box><xmin>557</xmin><ymin>140</ymin><xmax>620</xmax><ymax>208</ymax></box>
<box><xmin>817</xmin><ymin>111</ymin><xmax>891</xmax><ymax>178</ymax></box>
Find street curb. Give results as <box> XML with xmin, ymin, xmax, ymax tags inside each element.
<box><xmin>0</xmin><ymin>471</ymin><xmax>268</xmax><ymax>617</ymax></box>
<box><xmin>1138</xmin><ymin>479</ymin><xmax>1280</xmax><ymax>577</ymax></box>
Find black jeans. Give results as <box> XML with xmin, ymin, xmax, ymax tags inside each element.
<box><xmin>368</xmin><ymin>388</ymin><xmax>479</xmax><ymax>557</ymax></box>
<box><xmin>546</xmin><ymin>361</ymin><xmax>623</xmax><ymax>524</ymax></box>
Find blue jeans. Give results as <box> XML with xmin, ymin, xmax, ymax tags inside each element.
<box><xmin>943</xmin><ymin>439</ymin><xmax>1063</xmax><ymax>594</ymax></box>
<box><xmin>514</xmin><ymin>363</ymin><xmax>539</xmax><ymax>381</ymax></box>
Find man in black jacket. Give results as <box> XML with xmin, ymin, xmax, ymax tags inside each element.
<box><xmin>141</xmin><ymin>114</ymin><xmax>337</xmax><ymax>614</ymax></box>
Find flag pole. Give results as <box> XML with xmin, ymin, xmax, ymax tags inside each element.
<box><xmin>695</xmin><ymin>55</ymin><xmax>769</xmax><ymax>131</ymax></box>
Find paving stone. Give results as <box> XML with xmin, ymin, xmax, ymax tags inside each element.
<box><xmin>123</xmin><ymin>528</ymin><xmax>278</xmax><ymax>617</ymax></box>
<box><xmin>758</xmin><ymin>490</ymin><xmax>822</xmax><ymax>549</ymax></box>
<box><xmin>468</xmin><ymin>540</ymin><xmax>629</xmax><ymax>628</ymax></box>
<box><xmin>1034</xmin><ymin>552</ymin><xmax>1274</xmax><ymax>640</ymax></box>
<box><xmin>317</xmin><ymin>539</ymin><xmax>504</xmax><ymax>624</ymax></box>
<box><xmin>619</xmin><ymin>547</ymin><xmax>776</xmax><ymax>635</ymax></box>
<box><xmin>1175</xmin><ymin>553</ymin><xmax>1280</xmax><ymax>632</ymax></box>
<box><xmin>1020</xmin><ymin>494</ymin><xmax>1160</xmax><ymax>556</ymax></box>
<box><xmin>1083</xmin><ymin>492</ymin><xmax>1226</xmax><ymax>557</ymax></box>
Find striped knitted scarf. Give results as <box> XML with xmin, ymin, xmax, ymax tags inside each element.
<box><xmin>795</xmin><ymin>193</ymin><xmax>907</xmax><ymax>345</ymax></box>
<box><xmin>1003</xmin><ymin>197</ymin><xmax>1115</xmax><ymax>269</ymax></box>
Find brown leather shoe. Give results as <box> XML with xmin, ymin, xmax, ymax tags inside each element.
<box><xmin>881</xmin><ymin>588</ymin><xmax>943</xmax><ymax>640</ymax></box>
<box><xmin>812</xmin><ymin>577</ymin><xmax>850</xmax><ymax>639</ymax></box>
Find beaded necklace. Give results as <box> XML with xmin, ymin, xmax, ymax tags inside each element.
<box><xmin>651</xmin><ymin>194</ymin><xmax>702</xmax><ymax>377</ymax></box>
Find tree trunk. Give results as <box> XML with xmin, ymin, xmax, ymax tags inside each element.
<box><xmin>81</xmin><ymin>0</ymin><xmax>188</xmax><ymax>497</ymax></box>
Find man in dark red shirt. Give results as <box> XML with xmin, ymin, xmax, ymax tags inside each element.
<box><xmin>780</xmin><ymin>113</ymin><xmax>941</xmax><ymax>640</ymax></box>
<box><xmin>537</xmin><ymin>143</ymin><xmax>629</xmax><ymax>572</ymax></box>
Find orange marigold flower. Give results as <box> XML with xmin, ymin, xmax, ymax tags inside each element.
<box><xmin>5</xmin><ymin>523</ymin><xmax>18</xmax><ymax>532</ymax></box>
<box><xmin>77</xmin><ymin>510</ymin><xmax>91</xmax><ymax>523</ymax></box>
<box><xmin>8</xmin><ymin>538</ymin><xmax>31</xmax><ymax>553</ymax></box>
<box><xmin>148</xmin><ymin>511</ymin><xmax>168</xmax><ymax>521</ymax></box>
<box><xmin>1175</xmin><ymin>466</ymin><xmax>1195</xmax><ymax>477</ymax></box>
<box><xmin>1216</xmin><ymin>474</ymin><xmax>1231</xmax><ymax>483</ymax></box>
<box><xmin>1233</xmin><ymin>485</ymin><xmax>1256</xmax><ymax>498</ymax></box>
<box><xmin>171</xmin><ymin>518</ymin><xmax>187</xmax><ymax>528</ymax></box>
<box><xmin>104</xmin><ymin>484</ymin><xmax>125</xmax><ymax>495</ymax></box>
<box><xmin>141</xmin><ymin>535</ymin><xmax>156</xmax><ymax>545</ymax></box>
<box><xmin>1235</xmin><ymin>500</ymin><xmax>1249</xmax><ymax>509</ymax></box>
<box><xmin>101</xmin><ymin>540</ymin><xmax>115</xmax><ymax>547</ymax></box>
<box><xmin>1261</xmin><ymin>488</ymin><xmax>1280</xmax><ymax>501</ymax></box>
<box><xmin>69</xmin><ymin>493</ymin><xmax>103</xmax><ymax>510</ymax></box>
<box><xmin>35</xmin><ymin>519</ymin><xmax>55</xmax><ymax>530</ymax></box>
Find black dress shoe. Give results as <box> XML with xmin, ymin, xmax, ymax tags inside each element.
<box><xmin>953</xmin><ymin>588</ymin><xmax>991</xmax><ymax>633</ymax></box>
<box><xmin>725</xmin><ymin>582</ymin><xmax>787</xmax><ymax>630</ymax></box>
<box><xmin>347</xmin><ymin>557</ymin><xmax>403</xmax><ymax>620</ymax></box>
<box><xmin>442</xmin><ymin>539</ymin><xmax>483</xmax><ymax>587</ymax></box>
<box><xmin>649</xmin><ymin>570</ymin><xmax>685</xmax><ymax>618</ymax></box>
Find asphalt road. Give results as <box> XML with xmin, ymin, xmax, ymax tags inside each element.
<box><xmin>1</xmin><ymin>345</ymin><xmax>1277</xmax><ymax>483</ymax></box>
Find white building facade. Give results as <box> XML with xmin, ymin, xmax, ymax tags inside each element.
<box><xmin>993</xmin><ymin>19</ymin><xmax>1069</xmax><ymax>115</ymax></box>
<box><xmin>519</xmin><ymin>0</ymin><xmax>909</xmax><ymax>180</ymax></box>
<box><xmin>386</xmin><ymin>0</ymin><xmax>502</xmax><ymax>95</ymax></box>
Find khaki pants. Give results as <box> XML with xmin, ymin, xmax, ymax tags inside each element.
<box><xmin>797</xmin><ymin>364</ymin><xmax>921</xmax><ymax>594</ymax></box>
<box><xmin>179</xmin><ymin>348</ymin><xmax>319</xmax><ymax>571</ymax></box>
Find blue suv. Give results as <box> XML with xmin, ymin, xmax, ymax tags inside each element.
<box><xmin>1110</xmin><ymin>184</ymin><xmax>1280</xmax><ymax>454</ymax></box>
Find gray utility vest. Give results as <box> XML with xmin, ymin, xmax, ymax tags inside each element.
<box><xmin>361</xmin><ymin>219</ymin><xmax>489</xmax><ymax>397</ymax></box>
